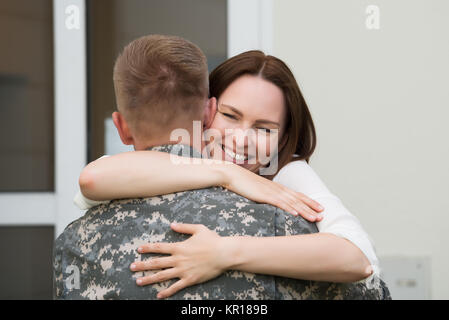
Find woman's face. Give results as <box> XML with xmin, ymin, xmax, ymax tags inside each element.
<box><xmin>209</xmin><ymin>74</ymin><xmax>287</xmax><ymax>173</ymax></box>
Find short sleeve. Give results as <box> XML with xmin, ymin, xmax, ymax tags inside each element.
<box><xmin>73</xmin><ymin>155</ymin><xmax>111</xmax><ymax>210</ymax></box>
<box><xmin>73</xmin><ymin>190</ymin><xmax>110</xmax><ymax>210</ymax></box>
<box><xmin>273</xmin><ymin>160</ymin><xmax>380</xmax><ymax>278</ymax></box>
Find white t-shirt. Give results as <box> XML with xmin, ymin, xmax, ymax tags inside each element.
<box><xmin>272</xmin><ymin>160</ymin><xmax>380</xmax><ymax>280</ymax></box>
<box><xmin>73</xmin><ymin>157</ymin><xmax>380</xmax><ymax>280</ymax></box>
<box><xmin>74</xmin><ymin>155</ymin><xmax>111</xmax><ymax>210</ymax></box>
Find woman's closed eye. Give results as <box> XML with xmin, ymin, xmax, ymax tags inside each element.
<box><xmin>222</xmin><ymin>112</ymin><xmax>238</xmax><ymax>120</ymax></box>
<box><xmin>256</xmin><ymin>127</ymin><xmax>271</xmax><ymax>133</ymax></box>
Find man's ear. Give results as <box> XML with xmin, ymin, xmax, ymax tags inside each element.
<box><xmin>203</xmin><ymin>97</ymin><xmax>217</xmax><ymax>130</ymax></box>
<box><xmin>112</xmin><ymin>111</ymin><xmax>134</xmax><ymax>145</ymax></box>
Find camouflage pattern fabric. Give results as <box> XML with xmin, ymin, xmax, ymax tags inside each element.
<box><xmin>53</xmin><ymin>144</ymin><xmax>391</xmax><ymax>300</ymax></box>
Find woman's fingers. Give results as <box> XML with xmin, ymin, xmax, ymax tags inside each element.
<box><xmin>270</xmin><ymin>194</ymin><xmax>317</xmax><ymax>221</ymax></box>
<box><xmin>157</xmin><ymin>279</ymin><xmax>190</xmax><ymax>299</ymax></box>
<box><xmin>136</xmin><ymin>268</ymin><xmax>179</xmax><ymax>286</ymax></box>
<box><xmin>170</xmin><ymin>222</ymin><xmax>206</xmax><ymax>235</ymax></box>
<box><xmin>130</xmin><ymin>256</ymin><xmax>175</xmax><ymax>272</ymax></box>
<box><xmin>293</xmin><ymin>202</ymin><xmax>321</xmax><ymax>222</ymax></box>
<box><xmin>299</xmin><ymin>195</ymin><xmax>324</xmax><ymax>213</ymax></box>
<box><xmin>295</xmin><ymin>195</ymin><xmax>324</xmax><ymax>222</ymax></box>
<box><xmin>281</xmin><ymin>190</ymin><xmax>324</xmax><ymax>221</ymax></box>
<box><xmin>270</xmin><ymin>198</ymin><xmax>299</xmax><ymax>217</ymax></box>
<box><xmin>137</xmin><ymin>222</ymin><xmax>208</xmax><ymax>255</ymax></box>
<box><xmin>277</xmin><ymin>191</ymin><xmax>321</xmax><ymax>222</ymax></box>
<box><xmin>138</xmin><ymin>242</ymin><xmax>174</xmax><ymax>254</ymax></box>
<box><xmin>288</xmin><ymin>198</ymin><xmax>317</xmax><ymax>221</ymax></box>
<box><xmin>283</xmin><ymin>189</ymin><xmax>323</xmax><ymax>212</ymax></box>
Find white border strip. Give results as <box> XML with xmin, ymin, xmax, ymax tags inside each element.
<box><xmin>0</xmin><ymin>194</ymin><xmax>56</xmax><ymax>225</ymax></box>
<box><xmin>227</xmin><ymin>0</ymin><xmax>273</xmax><ymax>58</ymax></box>
<box><xmin>54</xmin><ymin>0</ymin><xmax>87</xmax><ymax>236</ymax></box>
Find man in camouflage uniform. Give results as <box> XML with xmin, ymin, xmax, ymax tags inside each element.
<box><xmin>53</xmin><ymin>144</ymin><xmax>390</xmax><ymax>300</ymax></box>
<box><xmin>53</xmin><ymin>34</ymin><xmax>391</xmax><ymax>299</ymax></box>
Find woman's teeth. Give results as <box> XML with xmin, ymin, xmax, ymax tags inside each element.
<box><xmin>222</xmin><ymin>146</ymin><xmax>248</xmax><ymax>161</ymax></box>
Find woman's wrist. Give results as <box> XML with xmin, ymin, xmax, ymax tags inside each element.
<box><xmin>212</xmin><ymin>162</ymin><xmax>239</xmax><ymax>189</ymax></box>
<box><xmin>220</xmin><ymin>236</ymin><xmax>247</xmax><ymax>271</ymax></box>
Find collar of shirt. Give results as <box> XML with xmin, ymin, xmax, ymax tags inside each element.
<box><xmin>145</xmin><ymin>143</ymin><xmax>203</xmax><ymax>159</ymax></box>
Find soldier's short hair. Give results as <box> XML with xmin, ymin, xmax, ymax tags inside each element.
<box><xmin>113</xmin><ymin>34</ymin><xmax>209</xmax><ymax>139</ymax></box>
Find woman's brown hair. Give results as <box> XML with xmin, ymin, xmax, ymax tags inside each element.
<box><xmin>209</xmin><ymin>50</ymin><xmax>317</xmax><ymax>178</ymax></box>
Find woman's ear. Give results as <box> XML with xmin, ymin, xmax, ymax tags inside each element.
<box><xmin>203</xmin><ymin>97</ymin><xmax>217</xmax><ymax>130</ymax></box>
<box><xmin>112</xmin><ymin>111</ymin><xmax>134</xmax><ymax>145</ymax></box>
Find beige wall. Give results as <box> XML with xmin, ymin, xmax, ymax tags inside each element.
<box><xmin>273</xmin><ymin>0</ymin><xmax>449</xmax><ymax>299</ymax></box>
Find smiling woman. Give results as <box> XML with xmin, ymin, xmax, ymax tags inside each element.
<box><xmin>208</xmin><ymin>51</ymin><xmax>317</xmax><ymax>178</ymax></box>
<box><xmin>211</xmin><ymin>75</ymin><xmax>287</xmax><ymax>174</ymax></box>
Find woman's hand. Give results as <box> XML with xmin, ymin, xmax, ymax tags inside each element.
<box><xmin>130</xmin><ymin>223</ymin><xmax>230</xmax><ymax>299</ymax></box>
<box><xmin>221</xmin><ymin>164</ymin><xmax>324</xmax><ymax>222</ymax></box>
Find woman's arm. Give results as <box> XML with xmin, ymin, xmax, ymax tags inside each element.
<box><xmin>273</xmin><ymin>160</ymin><xmax>380</xmax><ymax>271</ymax></box>
<box><xmin>79</xmin><ymin>151</ymin><xmax>227</xmax><ymax>201</ymax></box>
<box><xmin>79</xmin><ymin>150</ymin><xmax>324</xmax><ymax>221</ymax></box>
<box><xmin>131</xmin><ymin>223</ymin><xmax>372</xmax><ymax>299</ymax></box>
<box><xmin>130</xmin><ymin>160</ymin><xmax>377</xmax><ymax>298</ymax></box>
<box><xmin>223</xmin><ymin>232</ymin><xmax>372</xmax><ymax>282</ymax></box>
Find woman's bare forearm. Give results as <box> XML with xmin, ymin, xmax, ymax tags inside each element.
<box><xmin>223</xmin><ymin>232</ymin><xmax>373</xmax><ymax>282</ymax></box>
<box><xmin>79</xmin><ymin>151</ymin><xmax>231</xmax><ymax>201</ymax></box>
<box><xmin>78</xmin><ymin>150</ymin><xmax>323</xmax><ymax>221</ymax></box>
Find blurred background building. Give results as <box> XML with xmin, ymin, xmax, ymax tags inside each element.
<box><xmin>0</xmin><ymin>0</ymin><xmax>447</xmax><ymax>299</ymax></box>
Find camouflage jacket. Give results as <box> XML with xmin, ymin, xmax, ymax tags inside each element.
<box><xmin>53</xmin><ymin>144</ymin><xmax>391</xmax><ymax>300</ymax></box>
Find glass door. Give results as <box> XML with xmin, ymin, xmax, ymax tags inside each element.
<box><xmin>87</xmin><ymin>0</ymin><xmax>228</xmax><ymax>160</ymax></box>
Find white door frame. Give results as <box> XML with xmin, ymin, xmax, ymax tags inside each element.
<box><xmin>227</xmin><ymin>0</ymin><xmax>273</xmax><ymax>57</ymax></box>
<box><xmin>54</xmin><ymin>0</ymin><xmax>87</xmax><ymax>236</ymax></box>
<box><xmin>0</xmin><ymin>0</ymin><xmax>87</xmax><ymax>237</ymax></box>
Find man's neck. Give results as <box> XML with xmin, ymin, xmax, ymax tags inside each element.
<box><xmin>133</xmin><ymin>129</ymin><xmax>205</xmax><ymax>153</ymax></box>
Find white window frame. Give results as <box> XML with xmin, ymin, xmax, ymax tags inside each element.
<box><xmin>227</xmin><ymin>0</ymin><xmax>273</xmax><ymax>57</ymax></box>
<box><xmin>0</xmin><ymin>0</ymin><xmax>87</xmax><ymax>237</ymax></box>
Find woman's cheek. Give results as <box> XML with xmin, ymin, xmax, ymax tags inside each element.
<box><xmin>261</xmin><ymin>134</ymin><xmax>282</xmax><ymax>167</ymax></box>
<box><xmin>210</xmin><ymin>117</ymin><xmax>231</xmax><ymax>135</ymax></box>
<box><xmin>259</xmin><ymin>133</ymin><xmax>276</xmax><ymax>154</ymax></box>
<box><xmin>271</xmin><ymin>134</ymin><xmax>280</xmax><ymax>156</ymax></box>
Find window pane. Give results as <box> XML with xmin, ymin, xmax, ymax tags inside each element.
<box><xmin>0</xmin><ymin>226</ymin><xmax>54</xmax><ymax>299</ymax></box>
<box><xmin>88</xmin><ymin>0</ymin><xmax>227</xmax><ymax>160</ymax></box>
<box><xmin>0</xmin><ymin>0</ymin><xmax>54</xmax><ymax>192</ymax></box>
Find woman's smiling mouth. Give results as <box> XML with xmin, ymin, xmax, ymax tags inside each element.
<box><xmin>221</xmin><ymin>144</ymin><xmax>251</xmax><ymax>163</ymax></box>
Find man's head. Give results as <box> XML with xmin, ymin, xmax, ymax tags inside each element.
<box><xmin>112</xmin><ymin>34</ymin><xmax>216</xmax><ymax>150</ymax></box>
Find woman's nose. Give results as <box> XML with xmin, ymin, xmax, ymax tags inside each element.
<box><xmin>230</xmin><ymin>127</ymin><xmax>258</xmax><ymax>154</ymax></box>
<box><xmin>232</xmin><ymin>128</ymin><xmax>248</xmax><ymax>148</ymax></box>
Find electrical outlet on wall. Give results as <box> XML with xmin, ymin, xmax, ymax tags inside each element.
<box><xmin>379</xmin><ymin>256</ymin><xmax>431</xmax><ymax>300</ymax></box>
